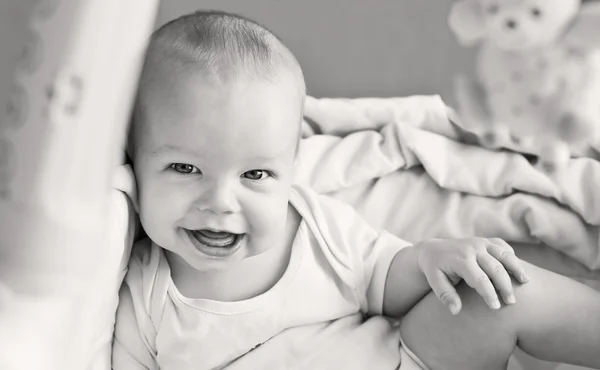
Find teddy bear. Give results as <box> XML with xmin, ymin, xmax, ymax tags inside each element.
<box><xmin>449</xmin><ymin>0</ymin><xmax>600</xmax><ymax>172</ymax></box>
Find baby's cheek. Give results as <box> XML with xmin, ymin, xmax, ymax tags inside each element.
<box><xmin>138</xmin><ymin>183</ymin><xmax>187</xmax><ymax>239</ymax></box>
<box><xmin>247</xmin><ymin>193</ymin><xmax>288</xmax><ymax>236</ymax></box>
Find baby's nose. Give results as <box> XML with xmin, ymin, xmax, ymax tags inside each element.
<box><xmin>196</xmin><ymin>181</ymin><xmax>242</xmax><ymax>215</ymax></box>
<box><xmin>505</xmin><ymin>19</ymin><xmax>518</xmax><ymax>30</ymax></box>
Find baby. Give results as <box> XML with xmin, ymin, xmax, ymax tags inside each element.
<box><xmin>113</xmin><ymin>10</ymin><xmax>600</xmax><ymax>370</ymax></box>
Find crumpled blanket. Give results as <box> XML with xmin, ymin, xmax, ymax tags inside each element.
<box><xmin>294</xmin><ymin>95</ymin><xmax>600</xmax><ymax>272</ymax></box>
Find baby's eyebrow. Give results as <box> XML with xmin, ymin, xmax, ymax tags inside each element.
<box><xmin>248</xmin><ymin>154</ymin><xmax>281</xmax><ymax>161</ymax></box>
<box><xmin>149</xmin><ymin>144</ymin><xmax>199</xmax><ymax>158</ymax></box>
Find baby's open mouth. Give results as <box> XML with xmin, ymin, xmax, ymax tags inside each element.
<box><xmin>188</xmin><ymin>229</ymin><xmax>246</xmax><ymax>257</ymax></box>
<box><xmin>193</xmin><ymin>229</ymin><xmax>239</xmax><ymax>247</ymax></box>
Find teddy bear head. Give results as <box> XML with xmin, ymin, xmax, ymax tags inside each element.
<box><xmin>449</xmin><ymin>0</ymin><xmax>582</xmax><ymax>50</ymax></box>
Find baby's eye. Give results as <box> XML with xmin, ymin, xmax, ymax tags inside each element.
<box><xmin>531</xmin><ymin>7</ymin><xmax>542</xmax><ymax>18</ymax></box>
<box><xmin>242</xmin><ymin>170</ymin><xmax>270</xmax><ymax>180</ymax></box>
<box><xmin>488</xmin><ymin>3</ymin><xmax>499</xmax><ymax>14</ymax></box>
<box><xmin>170</xmin><ymin>163</ymin><xmax>200</xmax><ymax>174</ymax></box>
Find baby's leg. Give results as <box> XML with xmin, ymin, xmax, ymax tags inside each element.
<box><xmin>399</xmin><ymin>260</ymin><xmax>600</xmax><ymax>370</ymax></box>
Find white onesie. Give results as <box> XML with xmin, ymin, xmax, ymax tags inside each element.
<box><xmin>112</xmin><ymin>185</ymin><xmax>427</xmax><ymax>370</ymax></box>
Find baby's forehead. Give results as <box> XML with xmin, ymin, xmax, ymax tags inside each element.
<box><xmin>132</xmin><ymin>78</ymin><xmax>302</xmax><ymax>162</ymax></box>
<box><xmin>135</xmin><ymin>64</ymin><xmax>303</xmax><ymax>141</ymax></box>
<box><xmin>149</xmin><ymin>49</ymin><xmax>302</xmax><ymax>86</ymax></box>
<box><xmin>141</xmin><ymin>63</ymin><xmax>303</xmax><ymax>114</ymax></box>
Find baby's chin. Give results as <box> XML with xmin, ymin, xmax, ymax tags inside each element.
<box><xmin>164</xmin><ymin>246</ymin><xmax>248</xmax><ymax>273</ymax></box>
<box><xmin>166</xmin><ymin>231</ymin><xmax>269</xmax><ymax>272</ymax></box>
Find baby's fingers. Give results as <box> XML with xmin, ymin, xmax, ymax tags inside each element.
<box><xmin>477</xmin><ymin>253</ymin><xmax>515</xmax><ymax>305</ymax></box>
<box><xmin>462</xmin><ymin>264</ymin><xmax>501</xmax><ymax>310</ymax></box>
<box><xmin>487</xmin><ymin>241</ymin><xmax>530</xmax><ymax>284</ymax></box>
<box><xmin>426</xmin><ymin>270</ymin><xmax>462</xmax><ymax>315</ymax></box>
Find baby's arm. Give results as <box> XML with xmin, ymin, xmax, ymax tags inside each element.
<box><xmin>382</xmin><ymin>238</ymin><xmax>530</xmax><ymax>318</ymax></box>
<box><xmin>312</xmin><ymin>191</ymin><xmax>527</xmax><ymax>319</ymax></box>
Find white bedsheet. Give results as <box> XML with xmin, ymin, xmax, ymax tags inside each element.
<box><xmin>295</xmin><ymin>95</ymin><xmax>600</xmax><ymax>273</ymax></box>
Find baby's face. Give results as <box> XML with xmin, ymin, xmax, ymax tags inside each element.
<box><xmin>133</xmin><ymin>64</ymin><xmax>302</xmax><ymax>272</ymax></box>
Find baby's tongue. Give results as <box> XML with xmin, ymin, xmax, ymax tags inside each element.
<box><xmin>194</xmin><ymin>230</ymin><xmax>236</xmax><ymax>247</ymax></box>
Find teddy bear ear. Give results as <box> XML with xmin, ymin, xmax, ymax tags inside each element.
<box><xmin>448</xmin><ymin>0</ymin><xmax>487</xmax><ymax>46</ymax></box>
<box><xmin>565</xmin><ymin>1</ymin><xmax>600</xmax><ymax>48</ymax></box>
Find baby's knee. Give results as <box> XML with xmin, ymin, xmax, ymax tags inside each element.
<box><xmin>453</xmin><ymin>279</ymin><xmax>521</xmax><ymax>336</ymax></box>
<box><xmin>452</xmin><ymin>261</ymin><xmax>556</xmax><ymax>345</ymax></box>
<box><xmin>454</xmin><ymin>278</ymin><xmax>518</xmax><ymax>314</ymax></box>
<box><xmin>399</xmin><ymin>281</ymin><xmax>521</xmax><ymax>370</ymax></box>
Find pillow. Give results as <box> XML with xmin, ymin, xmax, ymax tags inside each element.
<box><xmin>0</xmin><ymin>166</ymin><xmax>137</xmax><ymax>370</ymax></box>
<box><xmin>0</xmin><ymin>0</ymin><xmax>157</xmax><ymax>366</ymax></box>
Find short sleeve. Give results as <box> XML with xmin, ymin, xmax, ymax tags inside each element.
<box><xmin>362</xmin><ymin>230</ymin><xmax>410</xmax><ymax>315</ymax></box>
<box><xmin>297</xmin><ymin>188</ymin><xmax>410</xmax><ymax>316</ymax></box>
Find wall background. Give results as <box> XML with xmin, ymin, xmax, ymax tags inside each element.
<box><xmin>1</xmin><ymin>1</ymin><xmax>476</xmax><ymax>113</ymax></box>
<box><xmin>155</xmin><ymin>0</ymin><xmax>476</xmax><ymax>104</ymax></box>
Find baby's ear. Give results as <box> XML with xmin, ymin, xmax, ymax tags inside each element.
<box><xmin>449</xmin><ymin>0</ymin><xmax>487</xmax><ymax>46</ymax></box>
<box><xmin>113</xmin><ymin>164</ymin><xmax>140</xmax><ymax>213</ymax></box>
<box><xmin>565</xmin><ymin>1</ymin><xmax>600</xmax><ymax>48</ymax></box>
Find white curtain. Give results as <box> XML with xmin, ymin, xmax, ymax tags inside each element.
<box><xmin>0</xmin><ymin>0</ymin><xmax>159</xmax><ymax>369</ymax></box>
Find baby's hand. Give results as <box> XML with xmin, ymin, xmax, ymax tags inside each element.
<box><xmin>415</xmin><ymin>237</ymin><xmax>530</xmax><ymax>315</ymax></box>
